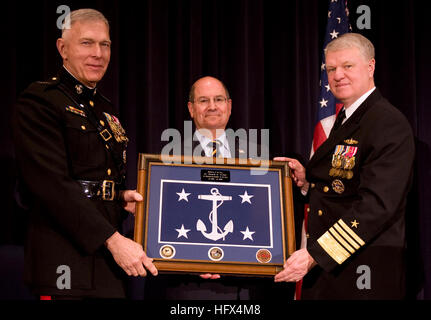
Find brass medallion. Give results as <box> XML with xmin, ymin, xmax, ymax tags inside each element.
<box><xmin>256</xmin><ymin>249</ymin><xmax>272</xmax><ymax>264</ymax></box>
<box><xmin>208</xmin><ymin>247</ymin><xmax>224</xmax><ymax>261</ymax></box>
<box><xmin>159</xmin><ymin>245</ymin><xmax>176</xmax><ymax>259</ymax></box>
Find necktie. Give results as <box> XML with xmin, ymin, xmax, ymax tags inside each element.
<box><xmin>208</xmin><ymin>140</ymin><xmax>222</xmax><ymax>158</ymax></box>
<box><xmin>330</xmin><ymin>108</ymin><xmax>346</xmax><ymax>135</ymax></box>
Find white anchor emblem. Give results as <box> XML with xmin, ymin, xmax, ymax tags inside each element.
<box><xmin>196</xmin><ymin>188</ymin><xmax>234</xmax><ymax>241</ymax></box>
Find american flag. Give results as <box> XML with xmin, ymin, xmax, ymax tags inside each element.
<box><xmin>295</xmin><ymin>0</ymin><xmax>350</xmax><ymax>300</ymax></box>
<box><xmin>310</xmin><ymin>0</ymin><xmax>351</xmax><ymax>158</ymax></box>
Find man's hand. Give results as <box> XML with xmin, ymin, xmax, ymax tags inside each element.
<box><xmin>274</xmin><ymin>157</ymin><xmax>309</xmax><ymax>190</ymax></box>
<box><xmin>105</xmin><ymin>231</ymin><xmax>158</xmax><ymax>277</ymax></box>
<box><xmin>274</xmin><ymin>248</ymin><xmax>316</xmax><ymax>282</ymax></box>
<box><xmin>120</xmin><ymin>190</ymin><xmax>143</xmax><ymax>215</ymax></box>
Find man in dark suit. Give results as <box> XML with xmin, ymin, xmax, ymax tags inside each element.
<box><xmin>13</xmin><ymin>9</ymin><xmax>157</xmax><ymax>299</ymax></box>
<box><xmin>183</xmin><ymin>76</ymin><xmax>266</xmax><ymax>161</ymax></box>
<box><xmin>274</xmin><ymin>33</ymin><xmax>415</xmax><ymax>299</ymax></box>
<box><xmin>145</xmin><ymin>76</ymin><xmax>294</xmax><ymax>299</ymax></box>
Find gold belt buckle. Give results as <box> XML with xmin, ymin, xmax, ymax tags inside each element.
<box><xmin>100</xmin><ymin>129</ymin><xmax>112</xmax><ymax>141</ymax></box>
<box><xmin>102</xmin><ymin>180</ymin><xmax>115</xmax><ymax>201</ymax></box>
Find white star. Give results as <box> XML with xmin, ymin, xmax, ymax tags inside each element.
<box><xmin>328</xmin><ymin>11</ymin><xmax>331</xmax><ymax>18</ymax></box>
<box><xmin>241</xmin><ymin>227</ymin><xmax>255</xmax><ymax>241</ymax></box>
<box><xmin>321</xmin><ymin>62</ymin><xmax>326</xmax><ymax>71</ymax></box>
<box><xmin>239</xmin><ymin>190</ymin><xmax>254</xmax><ymax>204</ymax></box>
<box><xmin>325</xmin><ymin>84</ymin><xmax>331</xmax><ymax>92</ymax></box>
<box><xmin>319</xmin><ymin>98</ymin><xmax>329</xmax><ymax>108</ymax></box>
<box><xmin>175</xmin><ymin>224</ymin><xmax>190</xmax><ymax>238</ymax></box>
<box><xmin>329</xmin><ymin>29</ymin><xmax>339</xmax><ymax>39</ymax></box>
<box><xmin>176</xmin><ymin>188</ymin><xmax>191</xmax><ymax>202</ymax></box>
<box><xmin>337</xmin><ymin>17</ymin><xmax>341</xmax><ymax>24</ymax></box>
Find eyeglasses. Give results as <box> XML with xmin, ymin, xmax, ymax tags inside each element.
<box><xmin>194</xmin><ymin>96</ymin><xmax>228</xmax><ymax>107</ymax></box>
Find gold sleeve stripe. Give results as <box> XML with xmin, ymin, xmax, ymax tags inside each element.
<box><xmin>317</xmin><ymin>231</ymin><xmax>351</xmax><ymax>264</ymax></box>
<box><xmin>333</xmin><ymin>223</ymin><xmax>360</xmax><ymax>250</ymax></box>
<box><xmin>329</xmin><ymin>227</ymin><xmax>355</xmax><ymax>254</ymax></box>
<box><xmin>337</xmin><ymin>219</ymin><xmax>365</xmax><ymax>246</ymax></box>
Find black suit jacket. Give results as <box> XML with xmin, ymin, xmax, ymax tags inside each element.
<box><xmin>302</xmin><ymin>89</ymin><xmax>415</xmax><ymax>299</ymax></box>
<box><xmin>13</xmin><ymin>68</ymin><xmax>128</xmax><ymax>298</ymax></box>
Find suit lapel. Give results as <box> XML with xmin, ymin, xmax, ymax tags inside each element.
<box><xmin>308</xmin><ymin>88</ymin><xmax>383</xmax><ymax>167</ymax></box>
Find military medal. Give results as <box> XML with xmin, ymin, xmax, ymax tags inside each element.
<box><xmin>330</xmin><ymin>145</ymin><xmax>344</xmax><ymax>177</ymax></box>
<box><xmin>343</xmin><ymin>146</ymin><xmax>357</xmax><ymax>169</ymax></box>
<box><xmin>343</xmin><ymin>146</ymin><xmax>357</xmax><ymax>180</ymax></box>
<box><xmin>330</xmin><ymin>144</ymin><xmax>358</xmax><ymax>180</ymax></box>
<box><xmin>332</xmin><ymin>179</ymin><xmax>345</xmax><ymax>194</ymax></box>
<box><xmin>103</xmin><ymin>112</ymin><xmax>129</xmax><ymax>144</ymax></box>
<box><xmin>330</xmin><ymin>155</ymin><xmax>336</xmax><ymax>177</ymax></box>
<box><xmin>338</xmin><ymin>146</ymin><xmax>349</xmax><ymax>177</ymax></box>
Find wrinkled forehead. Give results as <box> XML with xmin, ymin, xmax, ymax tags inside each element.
<box><xmin>63</xmin><ymin>19</ymin><xmax>110</xmax><ymax>40</ymax></box>
<box><xmin>325</xmin><ymin>47</ymin><xmax>365</xmax><ymax>65</ymax></box>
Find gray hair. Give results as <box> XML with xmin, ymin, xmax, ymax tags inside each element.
<box><xmin>62</xmin><ymin>8</ymin><xmax>109</xmax><ymax>35</ymax></box>
<box><xmin>325</xmin><ymin>33</ymin><xmax>375</xmax><ymax>61</ymax></box>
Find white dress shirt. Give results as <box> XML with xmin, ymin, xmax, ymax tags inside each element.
<box><xmin>342</xmin><ymin>87</ymin><xmax>376</xmax><ymax>124</ymax></box>
<box><xmin>194</xmin><ymin>130</ymin><xmax>232</xmax><ymax>158</ymax></box>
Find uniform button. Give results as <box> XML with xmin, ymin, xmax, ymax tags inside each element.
<box><xmin>311</xmin><ymin>183</ymin><xmax>315</xmax><ymax>189</ymax></box>
<box><xmin>107</xmin><ymin>169</ymin><xmax>111</xmax><ymax>176</ymax></box>
<box><xmin>306</xmin><ymin>233</ymin><xmax>310</xmax><ymax>238</ymax></box>
<box><xmin>89</xmin><ymin>100</ymin><xmax>94</xmax><ymax>107</ymax></box>
<box><xmin>52</xmin><ymin>77</ymin><xmax>57</xmax><ymax>80</ymax></box>
<box><xmin>306</xmin><ymin>207</ymin><xmax>310</xmax><ymax>213</ymax></box>
<box><xmin>100</xmin><ymin>120</ymin><xmax>105</xmax><ymax>126</ymax></box>
<box><xmin>318</xmin><ymin>210</ymin><xmax>323</xmax><ymax>216</ymax></box>
<box><xmin>81</xmin><ymin>125</ymin><xmax>86</xmax><ymax>130</ymax></box>
<box><xmin>323</xmin><ymin>186</ymin><xmax>329</xmax><ymax>192</ymax></box>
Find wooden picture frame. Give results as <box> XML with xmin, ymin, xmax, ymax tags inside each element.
<box><xmin>134</xmin><ymin>154</ymin><xmax>295</xmax><ymax>276</ymax></box>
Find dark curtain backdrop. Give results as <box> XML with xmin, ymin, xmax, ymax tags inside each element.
<box><xmin>1</xmin><ymin>0</ymin><xmax>430</xmax><ymax>299</ymax></box>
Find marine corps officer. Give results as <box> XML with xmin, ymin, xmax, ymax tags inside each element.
<box><xmin>274</xmin><ymin>33</ymin><xmax>415</xmax><ymax>299</ymax></box>
<box><xmin>13</xmin><ymin>8</ymin><xmax>157</xmax><ymax>299</ymax></box>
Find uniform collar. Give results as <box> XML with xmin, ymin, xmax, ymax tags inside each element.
<box><xmin>343</xmin><ymin>87</ymin><xmax>376</xmax><ymax>123</ymax></box>
<box><xmin>59</xmin><ymin>66</ymin><xmax>98</xmax><ymax>98</ymax></box>
<box><xmin>308</xmin><ymin>88</ymin><xmax>383</xmax><ymax>167</ymax></box>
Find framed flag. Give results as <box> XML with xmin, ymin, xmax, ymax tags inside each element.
<box><xmin>134</xmin><ymin>154</ymin><xmax>296</xmax><ymax>276</ymax></box>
